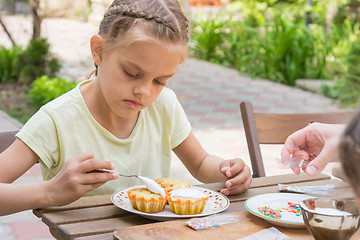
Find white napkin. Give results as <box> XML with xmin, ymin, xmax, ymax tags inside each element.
<box><xmin>237</xmin><ymin>227</ymin><xmax>290</xmax><ymax>240</ymax></box>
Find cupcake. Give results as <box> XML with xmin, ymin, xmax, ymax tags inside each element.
<box><xmin>127</xmin><ymin>187</ymin><xmax>166</xmax><ymax>213</ymax></box>
<box><xmin>167</xmin><ymin>187</ymin><xmax>209</xmax><ymax>215</ymax></box>
<box><xmin>155</xmin><ymin>178</ymin><xmax>190</xmax><ymax>195</ymax></box>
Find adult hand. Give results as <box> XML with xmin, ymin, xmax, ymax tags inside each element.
<box><xmin>45</xmin><ymin>152</ymin><xmax>118</xmax><ymax>206</ymax></box>
<box><xmin>281</xmin><ymin>123</ymin><xmax>345</xmax><ymax>176</ymax></box>
<box><xmin>219</xmin><ymin>158</ymin><xmax>252</xmax><ymax>196</ymax></box>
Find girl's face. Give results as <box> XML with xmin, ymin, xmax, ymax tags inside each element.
<box><xmin>93</xmin><ymin>35</ymin><xmax>185</xmax><ymax>120</ymax></box>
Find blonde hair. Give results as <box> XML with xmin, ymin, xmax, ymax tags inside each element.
<box><xmin>89</xmin><ymin>0</ymin><xmax>189</xmax><ymax>77</ymax></box>
<box><xmin>339</xmin><ymin>109</ymin><xmax>360</xmax><ymax>197</ymax></box>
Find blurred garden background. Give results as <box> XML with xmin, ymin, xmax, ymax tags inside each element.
<box><xmin>1</xmin><ymin>1</ymin><xmax>358</xmax><ymax>239</ymax></box>
<box><xmin>0</xmin><ymin>0</ymin><xmax>359</xmax><ymax>125</ymax></box>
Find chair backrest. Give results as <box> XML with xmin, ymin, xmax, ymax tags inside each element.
<box><xmin>0</xmin><ymin>131</ymin><xmax>18</xmax><ymax>153</ymax></box>
<box><xmin>240</xmin><ymin>101</ymin><xmax>356</xmax><ymax>178</ymax></box>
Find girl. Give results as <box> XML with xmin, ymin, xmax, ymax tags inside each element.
<box><xmin>0</xmin><ymin>0</ymin><xmax>252</xmax><ymax>216</ymax></box>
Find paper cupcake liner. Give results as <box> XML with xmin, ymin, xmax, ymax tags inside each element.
<box><xmin>128</xmin><ymin>198</ymin><xmax>167</xmax><ymax>213</ymax></box>
<box><xmin>128</xmin><ymin>188</ymin><xmax>166</xmax><ymax>213</ymax></box>
<box><xmin>167</xmin><ymin>197</ymin><xmax>209</xmax><ymax>215</ymax></box>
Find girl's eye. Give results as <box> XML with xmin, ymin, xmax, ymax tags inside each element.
<box><xmin>154</xmin><ymin>79</ymin><xmax>166</xmax><ymax>86</ymax></box>
<box><xmin>124</xmin><ymin>69</ymin><xmax>139</xmax><ymax>78</ymax></box>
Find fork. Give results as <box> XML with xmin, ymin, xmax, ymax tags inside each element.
<box><xmin>93</xmin><ymin>169</ymin><xmax>165</xmax><ymax>196</ymax></box>
<box><xmin>93</xmin><ymin>169</ymin><xmax>139</xmax><ymax>178</ymax></box>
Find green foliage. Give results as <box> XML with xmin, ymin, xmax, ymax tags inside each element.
<box><xmin>335</xmin><ymin>36</ymin><xmax>360</xmax><ymax>107</ymax></box>
<box><xmin>190</xmin><ymin>0</ymin><xmax>360</xmax><ymax>104</ymax></box>
<box><xmin>0</xmin><ymin>38</ymin><xmax>61</xmax><ymax>83</ymax></box>
<box><xmin>190</xmin><ymin>12</ymin><xmax>227</xmax><ymax>62</ymax></box>
<box><xmin>321</xmin><ymin>81</ymin><xmax>344</xmax><ymax>100</ymax></box>
<box><xmin>260</xmin><ymin>15</ymin><xmax>320</xmax><ymax>85</ymax></box>
<box><xmin>0</xmin><ymin>46</ymin><xmax>22</xmax><ymax>83</ymax></box>
<box><xmin>219</xmin><ymin>21</ymin><xmax>262</xmax><ymax>76</ymax></box>
<box><xmin>17</xmin><ymin>38</ymin><xmax>61</xmax><ymax>83</ymax></box>
<box><xmin>326</xmin><ymin>19</ymin><xmax>360</xmax><ymax>78</ymax></box>
<box><xmin>226</xmin><ymin>1</ymin><xmax>271</xmax><ymax>27</ymax></box>
<box><xmin>191</xmin><ymin>11</ymin><xmax>328</xmax><ymax>86</ymax></box>
<box><xmin>27</xmin><ymin>76</ymin><xmax>76</xmax><ymax>110</ymax></box>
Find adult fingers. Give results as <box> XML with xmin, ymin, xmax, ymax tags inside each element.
<box><xmin>291</xmin><ymin>167</ymin><xmax>301</xmax><ymax>175</ymax></box>
<box><xmin>304</xmin><ymin>150</ymin><xmax>331</xmax><ymax>176</ymax></box>
<box><xmin>304</xmin><ymin>138</ymin><xmax>338</xmax><ymax>176</ymax></box>
<box><xmin>291</xmin><ymin>149</ymin><xmax>310</xmax><ymax>175</ymax></box>
<box><xmin>281</xmin><ymin>129</ymin><xmax>307</xmax><ymax>164</ymax></box>
<box><xmin>292</xmin><ymin>150</ymin><xmax>310</xmax><ymax>160</ymax></box>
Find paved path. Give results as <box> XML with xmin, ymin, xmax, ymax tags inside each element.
<box><xmin>0</xmin><ymin>16</ymin><xmax>344</xmax><ymax>240</ymax></box>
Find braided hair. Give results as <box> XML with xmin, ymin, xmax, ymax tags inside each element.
<box><xmin>99</xmin><ymin>0</ymin><xmax>188</xmax><ymax>45</ymax></box>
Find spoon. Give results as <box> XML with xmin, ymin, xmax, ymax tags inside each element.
<box><xmin>93</xmin><ymin>169</ymin><xmax>165</xmax><ymax>196</ymax></box>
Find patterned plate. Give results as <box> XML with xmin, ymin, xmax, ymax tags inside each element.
<box><xmin>111</xmin><ymin>186</ymin><xmax>230</xmax><ymax>221</ymax></box>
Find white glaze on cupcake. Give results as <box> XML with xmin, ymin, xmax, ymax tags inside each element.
<box><xmin>170</xmin><ymin>187</ymin><xmax>207</xmax><ymax>200</ymax></box>
<box><xmin>137</xmin><ymin>176</ymin><xmax>166</xmax><ymax>197</ymax></box>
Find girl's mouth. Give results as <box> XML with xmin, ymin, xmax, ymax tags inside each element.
<box><xmin>124</xmin><ymin>100</ymin><xmax>142</xmax><ymax>108</ymax></box>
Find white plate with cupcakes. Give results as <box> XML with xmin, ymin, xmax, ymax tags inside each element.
<box><xmin>111</xmin><ymin>178</ymin><xmax>230</xmax><ymax>221</ymax></box>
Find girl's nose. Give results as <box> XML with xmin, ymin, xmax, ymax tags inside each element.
<box><xmin>134</xmin><ymin>80</ymin><xmax>151</xmax><ymax>96</ymax></box>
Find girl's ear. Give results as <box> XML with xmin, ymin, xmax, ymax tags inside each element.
<box><xmin>90</xmin><ymin>35</ymin><xmax>105</xmax><ymax>66</ymax></box>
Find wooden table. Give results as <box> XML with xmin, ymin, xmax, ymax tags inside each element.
<box><xmin>33</xmin><ymin>173</ymin><xmax>359</xmax><ymax>240</ymax></box>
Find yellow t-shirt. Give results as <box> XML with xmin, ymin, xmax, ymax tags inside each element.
<box><xmin>17</xmin><ymin>79</ymin><xmax>191</xmax><ymax>195</ymax></box>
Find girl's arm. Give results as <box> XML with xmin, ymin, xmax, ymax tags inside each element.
<box><xmin>173</xmin><ymin>131</ymin><xmax>252</xmax><ymax>195</ymax></box>
<box><xmin>0</xmin><ymin>139</ymin><xmax>118</xmax><ymax>216</ymax></box>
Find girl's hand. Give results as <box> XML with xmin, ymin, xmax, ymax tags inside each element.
<box><xmin>219</xmin><ymin>158</ymin><xmax>252</xmax><ymax>196</ymax></box>
<box><xmin>45</xmin><ymin>152</ymin><xmax>118</xmax><ymax>206</ymax></box>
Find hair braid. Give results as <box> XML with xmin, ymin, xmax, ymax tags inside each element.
<box><xmin>100</xmin><ymin>0</ymin><xmax>188</xmax><ymax>42</ymax></box>
<box><xmin>105</xmin><ymin>3</ymin><xmax>177</xmax><ymax>34</ymax></box>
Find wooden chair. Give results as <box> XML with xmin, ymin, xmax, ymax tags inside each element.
<box><xmin>240</xmin><ymin>101</ymin><xmax>355</xmax><ymax>178</ymax></box>
<box><xmin>0</xmin><ymin>131</ymin><xmax>18</xmax><ymax>153</ymax></box>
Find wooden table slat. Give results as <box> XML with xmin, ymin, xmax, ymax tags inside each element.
<box><xmin>73</xmin><ymin>232</ymin><xmax>113</xmax><ymax>240</ymax></box>
<box><xmin>198</xmin><ymin>172</ymin><xmax>330</xmax><ymax>192</ymax></box>
<box><xmin>58</xmin><ymin>215</ymin><xmax>154</xmax><ymax>240</ymax></box>
<box><xmin>249</xmin><ymin>172</ymin><xmax>330</xmax><ymax>189</ymax></box>
<box><xmin>33</xmin><ymin>194</ymin><xmax>112</xmax><ymax>217</ymax></box>
<box><xmin>42</xmin><ymin>205</ymin><xmax>129</xmax><ymax>229</ymax></box>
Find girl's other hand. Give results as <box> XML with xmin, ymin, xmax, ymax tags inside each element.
<box><xmin>45</xmin><ymin>152</ymin><xmax>118</xmax><ymax>206</ymax></box>
<box><xmin>219</xmin><ymin>158</ymin><xmax>252</xmax><ymax>196</ymax></box>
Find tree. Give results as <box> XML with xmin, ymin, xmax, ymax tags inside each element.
<box><xmin>0</xmin><ymin>0</ymin><xmax>16</xmax><ymax>45</ymax></box>
<box><xmin>0</xmin><ymin>15</ymin><xmax>16</xmax><ymax>46</ymax></box>
<box><xmin>28</xmin><ymin>0</ymin><xmax>42</xmax><ymax>40</ymax></box>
